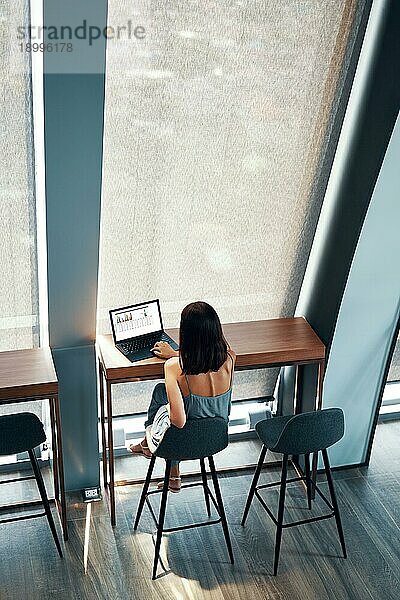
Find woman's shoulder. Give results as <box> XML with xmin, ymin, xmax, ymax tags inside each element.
<box><xmin>227</xmin><ymin>348</ymin><xmax>236</xmax><ymax>363</ymax></box>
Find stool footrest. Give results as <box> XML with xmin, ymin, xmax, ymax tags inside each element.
<box><xmin>282</xmin><ymin>512</ymin><xmax>335</xmax><ymax>529</ymax></box>
<box><xmin>258</xmin><ymin>475</ymin><xmax>307</xmax><ymax>489</ymax></box>
<box><xmin>0</xmin><ymin>511</ymin><xmax>46</xmax><ymax>525</ymax></box>
<box><xmin>0</xmin><ymin>498</ymin><xmax>55</xmax><ymax>514</ymax></box>
<box><xmin>254</xmin><ymin>471</ymin><xmax>336</xmax><ymax>528</ymax></box>
<box><xmin>145</xmin><ymin>480</ymin><xmax>221</xmax><ymax>533</ymax></box>
<box><xmin>257</xmin><ymin>475</ymin><xmax>334</xmax><ymax>512</ymax></box>
<box><xmin>157</xmin><ymin>517</ymin><xmax>222</xmax><ymax>534</ymax></box>
<box><xmin>0</xmin><ymin>475</ymin><xmax>36</xmax><ymax>486</ymax></box>
<box><xmin>146</xmin><ymin>480</ymin><xmax>207</xmax><ymax>496</ymax></box>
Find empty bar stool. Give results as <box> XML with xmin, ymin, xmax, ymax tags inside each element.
<box><xmin>134</xmin><ymin>417</ymin><xmax>234</xmax><ymax>579</ymax></box>
<box><xmin>0</xmin><ymin>412</ymin><xmax>62</xmax><ymax>556</ymax></box>
<box><xmin>242</xmin><ymin>408</ymin><xmax>346</xmax><ymax>575</ymax></box>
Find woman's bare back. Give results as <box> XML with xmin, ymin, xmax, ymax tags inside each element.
<box><xmin>177</xmin><ymin>351</ymin><xmax>235</xmax><ymax>398</ymax></box>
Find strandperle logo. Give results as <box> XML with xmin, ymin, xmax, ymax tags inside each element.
<box><xmin>17</xmin><ymin>19</ymin><xmax>146</xmax><ymax>46</ymax></box>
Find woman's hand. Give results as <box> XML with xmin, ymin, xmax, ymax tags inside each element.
<box><xmin>151</xmin><ymin>341</ymin><xmax>179</xmax><ymax>360</ymax></box>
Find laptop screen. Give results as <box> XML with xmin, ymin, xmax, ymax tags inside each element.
<box><xmin>110</xmin><ymin>300</ymin><xmax>162</xmax><ymax>342</ymax></box>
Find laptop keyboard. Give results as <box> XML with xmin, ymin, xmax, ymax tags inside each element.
<box><xmin>119</xmin><ymin>333</ymin><xmax>172</xmax><ymax>355</ymax></box>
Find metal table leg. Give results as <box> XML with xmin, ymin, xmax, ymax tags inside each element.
<box><xmin>311</xmin><ymin>359</ymin><xmax>325</xmax><ymax>497</ymax></box>
<box><xmin>105</xmin><ymin>381</ymin><xmax>116</xmax><ymax>526</ymax></box>
<box><xmin>98</xmin><ymin>361</ymin><xmax>108</xmax><ymax>488</ymax></box>
<box><xmin>49</xmin><ymin>398</ymin><xmax>60</xmax><ymax>501</ymax></box>
<box><xmin>52</xmin><ymin>395</ymin><xmax>68</xmax><ymax>541</ymax></box>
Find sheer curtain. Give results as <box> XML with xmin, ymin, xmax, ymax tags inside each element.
<box><xmin>0</xmin><ymin>0</ymin><xmax>39</xmax><ymax>353</ymax></box>
<box><xmin>98</xmin><ymin>0</ymin><xmax>366</xmax><ymax>414</ymax></box>
<box><xmin>0</xmin><ymin>1</ymin><xmax>41</xmax><ymax>426</ymax></box>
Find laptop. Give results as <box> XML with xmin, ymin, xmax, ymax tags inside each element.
<box><xmin>109</xmin><ymin>299</ymin><xmax>179</xmax><ymax>362</ymax></box>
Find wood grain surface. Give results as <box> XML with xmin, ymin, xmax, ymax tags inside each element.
<box><xmin>97</xmin><ymin>317</ymin><xmax>325</xmax><ymax>381</ymax></box>
<box><xmin>0</xmin><ymin>347</ymin><xmax>58</xmax><ymax>401</ymax></box>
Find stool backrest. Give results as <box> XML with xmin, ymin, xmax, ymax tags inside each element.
<box><xmin>273</xmin><ymin>408</ymin><xmax>344</xmax><ymax>455</ymax></box>
<box><xmin>0</xmin><ymin>412</ymin><xmax>46</xmax><ymax>456</ymax></box>
<box><xmin>155</xmin><ymin>417</ymin><xmax>228</xmax><ymax>460</ymax></box>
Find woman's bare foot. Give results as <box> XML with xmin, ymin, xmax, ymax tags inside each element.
<box><xmin>128</xmin><ymin>438</ymin><xmax>152</xmax><ymax>459</ymax></box>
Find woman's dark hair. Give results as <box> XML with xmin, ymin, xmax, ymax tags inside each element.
<box><xmin>179</xmin><ymin>302</ymin><xmax>228</xmax><ymax>375</ymax></box>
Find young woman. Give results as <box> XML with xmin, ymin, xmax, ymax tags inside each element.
<box><xmin>130</xmin><ymin>301</ymin><xmax>235</xmax><ymax>492</ymax></box>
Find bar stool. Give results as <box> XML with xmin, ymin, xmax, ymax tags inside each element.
<box><xmin>134</xmin><ymin>417</ymin><xmax>234</xmax><ymax>579</ymax></box>
<box><xmin>242</xmin><ymin>408</ymin><xmax>346</xmax><ymax>575</ymax></box>
<box><xmin>0</xmin><ymin>412</ymin><xmax>63</xmax><ymax>557</ymax></box>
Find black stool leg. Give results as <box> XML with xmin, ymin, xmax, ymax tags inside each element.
<box><xmin>28</xmin><ymin>449</ymin><xmax>62</xmax><ymax>557</ymax></box>
<box><xmin>208</xmin><ymin>455</ymin><xmax>234</xmax><ymax>564</ymax></box>
<box><xmin>322</xmin><ymin>449</ymin><xmax>347</xmax><ymax>559</ymax></box>
<box><xmin>134</xmin><ymin>455</ymin><xmax>156</xmax><ymax>530</ymax></box>
<box><xmin>241</xmin><ymin>445</ymin><xmax>267</xmax><ymax>526</ymax></box>
<box><xmin>273</xmin><ymin>454</ymin><xmax>288</xmax><ymax>576</ymax></box>
<box><xmin>200</xmin><ymin>458</ymin><xmax>211</xmax><ymax>517</ymax></box>
<box><xmin>152</xmin><ymin>460</ymin><xmax>171</xmax><ymax>580</ymax></box>
<box><xmin>304</xmin><ymin>453</ymin><xmax>312</xmax><ymax>510</ymax></box>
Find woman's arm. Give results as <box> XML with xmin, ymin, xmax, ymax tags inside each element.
<box><xmin>164</xmin><ymin>358</ymin><xmax>186</xmax><ymax>428</ymax></box>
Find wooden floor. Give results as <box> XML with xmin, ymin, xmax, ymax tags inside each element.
<box><xmin>1</xmin><ymin>420</ymin><xmax>400</xmax><ymax>600</ymax></box>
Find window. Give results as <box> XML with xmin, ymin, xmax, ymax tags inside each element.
<box><xmin>380</xmin><ymin>334</ymin><xmax>400</xmax><ymax>419</ymax></box>
<box><xmin>0</xmin><ymin>0</ymin><xmax>39</xmax><ymax>354</ymax></box>
<box><xmin>0</xmin><ymin>1</ymin><xmax>45</xmax><ymax>467</ymax></box>
<box><xmin>98</xmin><ymin>1</ymin><xmax>367</xmax><ymax>417</ymax></box>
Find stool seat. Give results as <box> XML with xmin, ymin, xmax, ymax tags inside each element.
<box><xmin>0</xmin><ymin>412</ymin><xmax>46</xmax><ymax>456</ymax></box>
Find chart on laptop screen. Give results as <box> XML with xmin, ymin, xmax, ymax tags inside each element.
<box><xmin>112</xmin><ymin>302</ymin><xmax>162</xmax><ymax>341</ymax></box>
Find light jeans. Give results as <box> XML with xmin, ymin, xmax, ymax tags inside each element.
<box><xmin>145</xmin><ymin>382</ymin><xmax>179</xmax><ymax>468</ymax></box>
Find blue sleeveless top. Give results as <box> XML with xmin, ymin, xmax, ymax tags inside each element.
<box><xmin>182</xmin><ymin>354</ymin><xmax>234</xmax><ymax>422</ymax></box>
